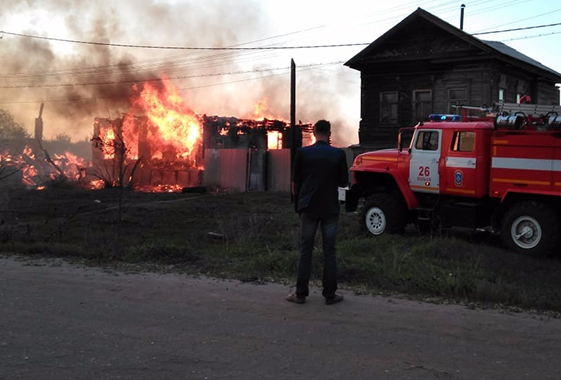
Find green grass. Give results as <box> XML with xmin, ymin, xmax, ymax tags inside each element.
<box><xmin>1</xmin><ymin>187</ymin><xmax>561</xmax><ymax>314</ymax></box>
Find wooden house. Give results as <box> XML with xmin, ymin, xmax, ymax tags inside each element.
<box><xmin>345</xmin><ymin>8</ymin><xmax>561</xmax><ymax>149</ymax></box>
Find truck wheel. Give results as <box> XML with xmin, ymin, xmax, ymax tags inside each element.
<box><xmin>361</xmin><ymin>193</ymin><xmax>407</xmax><ymax>236</ymax></box>
<box><xmin>501</xmin><ymin>202</ymin><xmax>561</xmax><ymax>256</ymax></box>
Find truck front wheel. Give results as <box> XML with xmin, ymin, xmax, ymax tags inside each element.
<box><xmin>501</xmin><ymin>201</ymin><xmax>561</xmax><ymax>256</ymax></box>
<box><xmin>361</xmin><ymin>193</ymin><xmax>407</xmax><ymax>236</ymax></box>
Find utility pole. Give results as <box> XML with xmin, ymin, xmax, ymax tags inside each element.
<box><xmin>290</xmin><ymin>59</ymin><xmax>296</xmax><ymax>201</ymax></box>
<box><xmin>35</xmin><ymin>102</ymin><xmax>44</xmax><ymax>143</ymax></box>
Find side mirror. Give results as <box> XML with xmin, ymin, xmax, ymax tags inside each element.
<box><xmin>398</xmin><ymin>128</ymin><xmax>414</xmax><ymax>152</ymax></box>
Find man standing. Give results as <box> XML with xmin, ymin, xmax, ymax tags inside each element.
<box><xmin>287</xmin><ymin>120</ymin><xmax>349</xmax><ymax>305</ymax></box>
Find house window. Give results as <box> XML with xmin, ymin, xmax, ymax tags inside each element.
<box><xmin>415</xmin><ymin>130</ymin><xmax>439</xmax><ymax>151</ymax></box>
<box><xmin>448</xmin><ymin>88</ymin><xmax>467</xmax><ymax>114</ymax></box>
<box><xmin>499</xmin><ymin>89</ymin><xmax>505</xmax><ymax>102</ymax></box>
<box><xmin>451</xmin><ymin>131</ymin><xmax>475</xmax><ymax>152</ymax></box>
<box><xmin>380</xmin><ymin>92</ymin><xmax>398</xmax><ymax>124</ymax></box>
<box><xmin>413</xmin><ymin>90</ymin><xmax>432</xmax><ymax>122</ymax></box>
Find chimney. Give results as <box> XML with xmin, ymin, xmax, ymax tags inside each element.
<box><xmin>460</xmin><ymin>4</ymin><xmax>466</xmax><ymax>30</ymax></box>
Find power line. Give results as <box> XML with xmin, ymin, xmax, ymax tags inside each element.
<box><xmin>472</xmin><ymin>7</ymin><xmax>561</xmax><ymax>33</ymax></box>
<box><xmin>0</xmin><ymin>62</ymin><xmax>342</xmax><ymax>104</ymax></box>
<box><xmin>0</xmin><ymin>62</ymin><xmax>344</xmax><ymax>89</ymax></box>
<box><xmin>473</xmin><ymin>22</ymin><xmax>561</xmax><ymax>36</ymax></box>
<box><xmin>2</xmin><ymin>2</ymin><xmax>560</xmax><ymax>89</ymax></box>
<box><xmin>499</xmin><ymin>31</ymin><xmax>561</xmax><ymax>42</ymax></box>
<box><xmin>0</xmin><ymin>0</ymin><xmax>544</xmax><ymax>84</ymax></box>
<box><xmin>0</xmin><ymin>30</ymin><xmax>368</xmax><ymax>50</ymax></box>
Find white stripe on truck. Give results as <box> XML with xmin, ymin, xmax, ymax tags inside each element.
<box><xmin>492</xmin><ymin>157</ymin><xmax>561</xmax><ymax>171</ymax></box>
<box><xmin>446</xmin><ymin>157</ymin><xmax>476</xmax><ymax>168</ymax></box>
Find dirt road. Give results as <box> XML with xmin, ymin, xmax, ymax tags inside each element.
<box><xmin>1</xmin><ymin>256</ymin><xmax>560</xmax><ymax>380</ymax></box>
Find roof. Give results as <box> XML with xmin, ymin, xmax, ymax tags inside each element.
<box><xmin>345</xmin><ymin>8</ymin><xmax>561</xmax><ymax>81</ymax></box>
<box><xmin>481</xmin><ymin>40</ymin><xmax>561</xmax><ymax>78</ymax></box>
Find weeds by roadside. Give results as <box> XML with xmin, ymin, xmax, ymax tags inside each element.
<box><xmin>1</xmin><ymin>188</ymin><xmax>561</xmax><ymax>314</ymax></box>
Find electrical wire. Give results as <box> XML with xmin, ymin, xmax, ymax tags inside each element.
<box><xmin>473</xmin><ymin>22</ymin><xmax>561</xmax><ymax>35</ymax></box>
<box><xmin>0</xmin><ymin>30</ymin><xmax>368</xmax><ymax>51</ymax></box>
<box><xmin>0</xmin><ymin>62</ymin><xmax>345</xmax><ymax>89</ymax></box>
<box><xmin>472</xmin><ymin>7</ymin><xmax>561</xmax><ymax>33</ymax></box>
<box><xmin>0</xmin><ymin>62</ymin><xmax>342</xmax><ymax>104</ymax></box>
<box><xmin>0</xmin><ymin>0</ymin><xmax>470</xmax><ymax>82</ymax></box>
<box><xmin>1</xmin><ymin>0</ymin><xmax>559</xmax><ymax>93</ymax></box>
<box><xmin>500</xmin><ymin>31</ymin><xmax>561</xmax><ymax>42</ymax></box>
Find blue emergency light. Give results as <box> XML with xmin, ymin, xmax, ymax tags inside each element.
<box><xmin>429</xmin><ymin>114</ymin><xmax>461</xmax><ymax>122</ymax></box>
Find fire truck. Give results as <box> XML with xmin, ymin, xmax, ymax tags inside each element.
<box><xmin>346</xmin><ymin>102</ymin><xmax>561</xmax><ymax>256</ymax></box>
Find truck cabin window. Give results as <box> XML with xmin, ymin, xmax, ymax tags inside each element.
<box><xmin>415</xmin><ymin>131</ymin><xmax>439</xmax><ymax>151</ymax></box>
<box><xmin>452</xmin><ymin>131</ymin><xmax>475</xmax><ymax>152</ymax></box>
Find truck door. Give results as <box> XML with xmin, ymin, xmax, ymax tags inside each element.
<box><xmin>409</xmin><ymin>129</ymin><xmax>441</xmax><ymax>194</ymax></box>
<box><xmin>441</xmin><ymin>130</ymin><xmax>480</xmax><ymax>197</ymax></box>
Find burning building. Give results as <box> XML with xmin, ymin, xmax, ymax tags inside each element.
<box><xmin>90</xmin><ymin>112</ymin><xmax>313</xmax><ymax>192</ymax></box>
<box><xmin>1</xmin><ymin>77</ymin><xmax>313</xmax><ymax>192</ymax></box>
<box><xmin>90</xmin><ymin>115</ymin><xmax>204</xmax><ymax>192</ymax></box>
<box><xmin>86</xmin><ymin>76</ymin><xmax>314</xmax><ymax>192</ymax></box>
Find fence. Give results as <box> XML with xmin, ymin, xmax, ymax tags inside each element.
<box><xmin>203</xmin><ymin>148</ymin><xmax>354</xmax><ymax>192</ymax></box>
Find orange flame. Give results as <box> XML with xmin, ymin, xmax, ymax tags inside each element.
<box><xmin>101</xmin><ymin>128</ymin><xmax>116</xmax><ymax>159</ymax></box>
<box><xmin>134</xmin><ymin>77</ymin><xmax>202</xmax><ymax>162</ymax></box>
<box><xmin>245</xmin><ymin>97</ymin><xmax>284</xmax><ymax>121</ymax></box>
<box><xmin>267</xmin><ymin>131</ymin><xmax>283</xmax><ymax>149</ymax></box>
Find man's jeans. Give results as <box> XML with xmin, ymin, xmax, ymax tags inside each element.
<box><xmin>296</xmin><ymin>212</ymin><xmax>339</xmax><ymax>298</ymax></box>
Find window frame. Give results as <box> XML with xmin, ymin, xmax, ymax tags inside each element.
<box><xmin>415</xmin><ymin>130</ymin><xmax>439</xmax><ymax>151</ymax></box>
<box><xmin>379</xmin><ymin>91</ymin><xmax>399</xmax><ymax>124</ymax></box>
<box><xmin>412</xmin><ymin>89</ymin><xmax>432</xmax><ymax>123</ymax></box>
<box><xmin>447</xmin><ymin>87</ymin><xmax>468</xmax><ymax>114</ymax></box>
<box><xmin>451</xmin><ymin>131</ymin><xmax>475</xmax><ymax>153</ymax></box>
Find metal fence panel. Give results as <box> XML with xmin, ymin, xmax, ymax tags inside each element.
<box><xmin>267</xmin><ymin>149</ymin><xmax>291</xmax><ymax>192</ymax></box>
<box><xmin>203</xmin><ymin>149</ymin><xmax>221</xmax><ymax>188</ymax></box>
<box><xmin>204</xmin><ymin>149</ymin><xmax>248</xmax><ymax>191</ymax></box>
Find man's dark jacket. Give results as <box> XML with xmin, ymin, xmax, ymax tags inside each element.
<box><xmin>292</xmin><ymin>141</ymin><xmax>349</xmax><ymax>216</ymax></box>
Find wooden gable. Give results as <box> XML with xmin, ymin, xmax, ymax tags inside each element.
<box><xmin>346</xmin><ymin>8</ymin><xmax>561</xmax><ymax>82</ymax></box>
<box><xmin>346</xmin><ymin>8</ymin><xmax>561</xmax><ymax>149</ymax></box>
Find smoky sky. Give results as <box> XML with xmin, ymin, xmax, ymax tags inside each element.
<box><xmin>0</xmin><ymin>0</ymin><xmax>359</xmax><ymax>146</ymax></box>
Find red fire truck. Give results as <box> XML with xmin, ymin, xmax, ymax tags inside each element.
<box><xmin>346</xmin><ymin>102</ymin><xmax>561</xmax><ymax>256</ymax></box>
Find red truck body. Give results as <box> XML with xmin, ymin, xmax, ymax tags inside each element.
<box><xmin>348</xmin><ymin>105</ymin><xmax>561</xmax><ymax>256</ymax></box>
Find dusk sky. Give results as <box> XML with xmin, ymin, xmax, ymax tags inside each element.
<box><xmin>1</xmin><ymin>0</ymin><xmax>560</xmax><ymax>146</ymax></box>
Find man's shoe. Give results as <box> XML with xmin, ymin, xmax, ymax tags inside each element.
<box><xmin>325</xmin><ymin>293</ymin><xmax>344</xmax><ymax>305</ymax></box>
<box><xmin>286</xmin><ymin>293</ymin><xmax>306</xmax><ymax>304</ymax></box>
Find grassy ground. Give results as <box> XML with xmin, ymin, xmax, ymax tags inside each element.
<box><xmin>1</xmin><ymin>187</ymin><xmax>561</xmax><ymax>314</ymax></box>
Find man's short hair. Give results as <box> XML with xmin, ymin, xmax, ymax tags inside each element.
<box><xmin>314</xmin><ymin>120</ymin><xmax>331</xmax><ymax>135</ymax></box>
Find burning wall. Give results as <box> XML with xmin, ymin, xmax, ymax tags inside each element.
<box><xmin>90</xmin><ymin>115</ymin><xmax>203</xmax><ymax>191</ymax></box>
<box><xmin>90</xmin><ymin>113</ymin><xmax>312</xmax><ymax>192</ymax></box>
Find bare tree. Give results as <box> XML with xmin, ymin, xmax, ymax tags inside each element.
<box><xmin>89</xmin><ymin>116</ymin><xmax>142</xmax><ymax>189</ymax></box>
<box><xmin>0</xmin><ymin>109</ymin><xmax>29</xmax><ymax>185</ymax></box>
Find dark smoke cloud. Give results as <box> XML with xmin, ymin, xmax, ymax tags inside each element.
<box><xmin>0</xmin><ymin>0</ymin><xmax>359</xmax><ymax>146</ymax></box>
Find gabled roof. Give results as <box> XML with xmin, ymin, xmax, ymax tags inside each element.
<box><xmin>345</xmin><ymin>8</ymin><xmax>561</xmax><ymax>81</ymax></box>
<box><xmin>481</xmin><ymin>40</ymin><xmax>560</xmax><ymax>77</ymax></box>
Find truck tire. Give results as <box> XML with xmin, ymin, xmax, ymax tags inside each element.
<box><xmin>501</xmin><ymin>201</ymin><xmax>561</xmax><ymax>256</ymax></box>
<box><xmin>361</xmin><ymin>193</ymin><xmax>407</xmax><ymax>236</ymax></box>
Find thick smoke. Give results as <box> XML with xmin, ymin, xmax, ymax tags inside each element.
<box><xmin>0</xmin><ymin>0</ymin><xmax>359</xmax><ymax>146</ymax></box>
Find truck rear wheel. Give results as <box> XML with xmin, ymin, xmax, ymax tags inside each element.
<box><xmin>501</xmin><ymin>201</ymin><xmax>561</xmax><ymax>256</ymax></box>
<box><xmin>361</xmin><ymin>193</ymin><xmax>407</xmax><ymax>236</ymax></box>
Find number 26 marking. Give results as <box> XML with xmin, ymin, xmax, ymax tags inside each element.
<box><xmin>418</xmin><ymin>166</ymin><xmax>430</xmax><ymax>176</ymax></box>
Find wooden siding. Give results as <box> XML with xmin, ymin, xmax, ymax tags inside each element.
<box><xmin>358</xmin><ymin>60</ymin><xmax>559</xmax><ymax>149</ymax></box>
